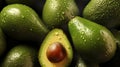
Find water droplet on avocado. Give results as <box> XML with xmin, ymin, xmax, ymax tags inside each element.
<box><xmin>2</xmin><ymin>19</ymin><xmax>5</xmax><ymax>23</ymax></box>
<box><xmin>21</xmin><ymin>15</ymin><xmax>25</xmax><ymax>19</ymax></box>
<box><xmin>90</xmin><ymin>38</ymin><xmax>92</xmax><ymax>41</ymax></box>
<box><xmin>97</xmin><ymin>37</ymin><xmax>100</xmax><ymax>40</ymax></box>
<box><xmin>84</xmin><ymin>39</ymin><xmax>87</xmax><ymax>42</ymax></box>
<box><xmin>29</xmin><ymin>28</ymin><xmax>33</xmax><ymax>31</ymax></box>
<box><xmin>3</xmin><ymin>13</ymin><xmax>6</xmax><ymax>17</ymax></box>
<box><xmin>81</xmin><ymin>31</ymin><xmax>84</xmax><ymax>35</ymax></box>
<box><xmin>55</xmin><ymin>32</ymin><xmax>59</xmax><ymax>36</ymax></box>
<box><xmin>58</xmin><ymin>37</ymin><xmax>62</xmax><ymax>40</ymax></box>
<box><xmin>82</xmin><ymin>37</ymin><xmax>85</xmax><ymax>40</ymax></box>
<box><xmin>62</xmin><ymin>12</ymin><xmax>65</xmax><ymax>15</ymax></box>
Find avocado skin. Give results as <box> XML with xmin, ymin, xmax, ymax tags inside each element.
<box><xmin>68</xmin><ymin>16</ymin><xmax>116</xmax><ymax>63</ymax></box>
<box><xmin>0</xmin><ymin>28</ymin><xmax>6</xmax><ymax>56</ymax></box>
<box><xmin>83</xmin><ymin>0</ymin><xmax>120</xmax><ymax>29</ymax></box>
<box><xmin>43</xmin><ymin>0</ymin><xmax>79</xmax><ymax>29</ymax></box>
<box><xmin>1</xmin><ymin>45</ymin><xmax>40</xmax><ymax>67</ymax></box>
<box><xmin>100</xmin><ymin>30</ymin><xmax>120</xmax><ymax>67</ymax></box>
<box><xmin>0</xmin><ymin>4</ymin><xmax>49</xmax><ymax>42</ymax></box>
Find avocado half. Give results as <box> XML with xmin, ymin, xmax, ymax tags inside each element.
<box><xmin>38</xmin><ymin>28</ymin><xmax>73</xmax><ymax>67</ymax></box>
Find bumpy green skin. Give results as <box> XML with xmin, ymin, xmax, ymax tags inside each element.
<box><xmin>43</xmin><ymin>0</ymin><xmax>79</xmax><ymax>29</ymax></box>
<box><xmin>2</xmin><ymin>45</ymin><xmax>39</xmax><ymax>67</ymax></box>
<box><xmin>0</xmin><ymin>28</ymin><xmax>6</xmax><ymax>56</ymax></box>
<box><xmin>68</xmin><ymin>16</ymin><xmax>116</xmax><ymax>63</ymax></box>
<box><xmin>0</xmin><ymin>4</ymin><xmax>49</xmax><ymax>42</ymax></box>
<box><xmin>38</xmin><ymin>28</ymin><xmax>73</xmax><ymax>67</ymax></box>
<box><xmin>104</xmin><ymin>30</ymin><xmax>120</xmax><ymax>67</ymax></box>
<box><xmin>83</xmin><ymin>0</ymin><xmax>120</xmax><ymax>29</ymax></box>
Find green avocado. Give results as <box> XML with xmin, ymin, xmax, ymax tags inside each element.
<box><xmin>68</xmin><ymin>16</ymin><xmax>116</xmax><ymax>63</ymax></box>
<box><xmin>101</xmin><ymin>30</ymin><xmax>120</xmax><ymax>67</ymax></box>
<box><xmin>42</xmin><ymin>0</ymin><xmax>79</xmax><ymax>29</ymax></box>
<box><xmin>38</xmin><ymin>28</ymin><xmax>73</xmax><ymax>67</ymax></box>
<box><xmin>1</xmin><ymin>45</ymin><xmax>40</xmax><ymax>67</ymax></box>
<box><xmin>0</xmin><ymin>28</ymin><xmax>6</xmax><ymax>56</ymax></box>
<box><xmin>0</xmin><ymin>4</ymin><xmax>49</xmax><ymax>42</ymax></box>
<box><xmin>75</xmin><ymin>56</ymin><xmax>99</xmax><ymax>67</ymax></box>
<box><xmin>83</xmin><ymin>0</ymin><xmax>120</xmax><ymax>29</ymax></box>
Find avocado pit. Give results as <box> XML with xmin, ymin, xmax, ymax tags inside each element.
<box><xmin>46</xmin><ymin>42</ymin><xmax>66</xmax><ymax>63</ymax></box>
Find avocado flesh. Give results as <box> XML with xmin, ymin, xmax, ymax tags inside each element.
<box><xmin>38</xmin><ymin>28</ymin><xmax>73</xmax><ymax>67</ymax></box>
<box><xmin>42</xmin><ymin>0</ymin><xmax>79</xmax><ymax>29</ymax></box>
<box><xmin>1</xmin><ymin>45</ymin><xmax>39</xmax><ymax>67</ymax></box>
<box><xmin>83</xmin><ymin>0</ymin><xmax>120</xmax><ymax>29</ymax></box>
<box><xmin>0</xmin><ymin>4</ymin><xmax>49</xmax><ymax>42</ymax></box>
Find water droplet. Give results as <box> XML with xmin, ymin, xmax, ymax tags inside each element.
<box><xmin>57</xmin><ymin>13</ymin><xmax>59</xmax><ymax>15</ymax></box>
<box><xmin>29</xmin><ymin>28</ymin><xmax>33</xmax><ymax>31</ymax></box>
<box><xmin>21</xmin><ymin>15</ymin><xmax>25</xmax><ymax>19</ymax></box>
<box><xmin>84</xmin><ymin>39</ymin><xmax>87</xmax><ymax>42</ymax></box>
<box><xmin>80</xmin><ymin>36</ymin><xmax>83</xmax><ymax>38</ymax></box>
<box><xmin>81</xmin><ymin>31</ymin><xmax>84</xmax><ymax>35</ymax></box>
<box><xmin>55</xmin><ymin>32</ymin><xmax>59</xmax><ymax>36</ymax></box>
<box><xmin>62</xmin><ymin>12</ymin><xmax>65</xmax><ymax>15</ymax></box>
<box><xmin>82</xmin><ymin>37</ymin><xmax>85</xmax><ymax>40</ymax></box>
<box><xmin>90</xmin><ymin>38</ymin><xmax>92</xmax><ymax>41</ymax></box>
<box><xmin>58</xmin><ymin>37</ymin><xmax>62</xmax><ymax>40</ymax></box>
<box><xmin>42</xmin><ymin>63</ymin><xmax>46</xmax><ymax>67</ymax></box>
<box><xmin>2</xmin><ymin>19</ymin><xmax>5</xmax><ymax>23</ymax></box>
<box><xmin>3</xmin><ymin>13</ymin><xmax>7</xmax><ymax>17</ymax></box>
<box><xmin>97</xmin><ymin>37</ymin><xmax>100</xmax><ymax>40</ymax></box>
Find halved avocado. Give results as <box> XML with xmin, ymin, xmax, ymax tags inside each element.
<box><xmin>38</xmin><ymin>28</ymin><xmax>73</xmax><ymax>67</ymax></box>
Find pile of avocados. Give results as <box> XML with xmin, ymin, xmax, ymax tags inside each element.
<box><xmin>0</xmin><ymin>0</ymin><xmax>120</xmax><ymax>67</ymax></box>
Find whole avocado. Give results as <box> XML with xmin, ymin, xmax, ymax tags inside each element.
<box><xmin>0</xmin><ymin>4</ymin><xmax>49</xmax><ymax>42</ymax></box>
<box><xmin>83</xmin><ymin>0</ymin><xmax>120</xmax><ymax>29</ymax></box>
<box><xmin>42</xmin><ymin>0</ymin><xmax>79</xmax><ymax>29</ymax></box>
<box><xmin>68</xmin><ymin>16</ymin><xmax>116</xmax><ymax>63</ymax></box>
<box><xmin>1</xmin><ymin>45</ymin><xmax>40</xmax><ymax>67</ymax></box>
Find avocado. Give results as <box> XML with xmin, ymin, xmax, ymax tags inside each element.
<box><xmin>38</xmin><ymin>28</ymin><xmax>73</xmax><ymax>67</ymax></box>
<box><xmin>42</xmin><ymin>0</ymin><xmax>79</xmax><ymax>29</ymax></box>
<box><xmin>75</xmin><ymin>56</ymin><xmax>99</xmax><ymax>67</ymax></box>
<box><xmin>5</xmin><ymin>0</ymin><xmax>45</xmax><ymax>16</ymax></box>
<box><xmin>0</xmin><ymin>4</ymin><xmax>49</xmax><ymax>42</ymax></box>
<box><xmin>0</xmin><ymin>28</ymin><xmax>6</xmax><ymax>56</ymax></box>
<box><xmin>100</xmin><ymin>30</ymin><xmax>120</xmax><ymax>67</ymax></box>
<box><xmin>83</xmin><ymin>0</ymin><xmax>120</xmax><ymax>29</ymax></box>
<box><xmin>68</xmin><ymin>16</ymin><xmax>116</xmax><ymax>63</ymax></box>
<box><xmin>1</xmin><ymin>45</ymin><xmax>40</xmax><ymax>67</ymax></box>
